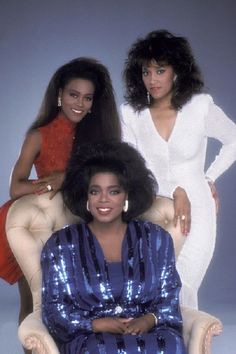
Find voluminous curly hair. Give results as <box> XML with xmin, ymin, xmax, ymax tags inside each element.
<box><xmin>62</xmin><ymin>140</ymin><xmax>158</xmax><ymax>222</ymax></box>
<box><xmin>123</xmin><ymin>29</ymin><xmax>204</xmax><ymax>111</ymax></box>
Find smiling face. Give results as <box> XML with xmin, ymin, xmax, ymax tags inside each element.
<box><xmin>87</xmin><ymin>172</ymin><xmax>127</xmax><ymax>225</ymax></box>
<box><xmin>59</xmin><ymin>78</ymin><xmax>95</xmax><ymax>123</ymax></box>
<box><xmin>142</xmin><ymin>60</ymin><xmax>176</xmax><ymax>103</ymax></box>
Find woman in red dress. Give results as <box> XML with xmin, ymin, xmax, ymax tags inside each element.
<box><xmin>0</xmin><ymin>57</ymin><xmax>121</xmax><ymax>351</ymax></box>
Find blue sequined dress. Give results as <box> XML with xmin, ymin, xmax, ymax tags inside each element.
<box><xmin>41</xmin><ymin>220</ymin><xmax>186</xmax><ymax>353</ymax></box>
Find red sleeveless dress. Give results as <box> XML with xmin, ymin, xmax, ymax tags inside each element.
<box><xmin>0</xmin><ymin>114</ymin><xmax>75</xmax><ymax>284</ymax></box>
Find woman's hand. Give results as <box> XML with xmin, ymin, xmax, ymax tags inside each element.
<box><xmin>173</xmin><ymin>187</ymin><xmax>191</xmax><ymax>236</ymax></box>
<box><xmin>124</xmin><ymin>314</ymin><xmax>155</xmax><ymax>335</ymax></box>
<box><xmin>92</xmin><ymin>314</ymin><xmax>154</xmax><ymax>335</ymax></box>
<box><xmin>32</xmin><ymin>171</ymin><xmax>65</xmax><ymax>199</ymax></box>
<box><xmin>92</xmin><ymin>317</ymin><xmax>131</xmax><ymax>334</ymax></box>
<box><xmin>208</xmin><ymin>180</ymin><xmax>219</xmax><ymax>213</ymax></box>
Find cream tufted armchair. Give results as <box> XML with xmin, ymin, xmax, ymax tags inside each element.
<box><xmin>6</xmin><ymin>193</ymin><xmax>222</xmax><ymax>354</ymax></box>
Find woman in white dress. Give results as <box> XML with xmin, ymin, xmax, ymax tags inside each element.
<box><xmin>121</xmin><ymin>29</ymin><xmax>236</xmax><ymax>309</ymax></box>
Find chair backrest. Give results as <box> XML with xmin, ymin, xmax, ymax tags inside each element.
<box><xmin>6</xmin><ymin>193</ymin><xmax>184</xmax><ymax>312</ymax></box>
<box><xmin>6</xmin><ymin>192</ymin><xmax>80</xmax><ymax>311</ymax></box>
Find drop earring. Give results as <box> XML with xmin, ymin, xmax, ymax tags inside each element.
<box><xmin>86</xmin><ymin>201</ymin><xmax>90</xmax><ymax>212</ymax></box>
<box><xmin>58</xmin><ymin>96</ymin><xmax>62</xmax><ymax>107</ymax></box>
<box><xmin>123</xmin><ymin>200</ymin><xmax>129</xmax><ymax>213</ymax></box>
<box><xmin>147</xmin><ymin>91</ymin><xmax>151</xmax><ymax>105</ymax></box>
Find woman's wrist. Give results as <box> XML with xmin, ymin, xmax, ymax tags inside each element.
<box><xmin>92</xmin><ymin>318</ymin><xmax>100</xmax><ymax>333</ymax></box>
<box><xmin>205</xmin><ymin>176</ymin><xmax>214</xmax><ymax>184</ymax></box>
<box><xmin>148</xmin><ymin>312</ymin><xmax>158</xmax><ymax>326</ymax></box>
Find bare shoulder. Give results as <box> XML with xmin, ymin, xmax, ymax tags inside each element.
<box><xmin>20</xmin><ymin>129</ymin><xmax>41</xmax><ymax>156</ymax></box>
<box><xmin>24</xmin><ymin>129</ymin><xmax>41</xmax><ymax>146</ymax></box>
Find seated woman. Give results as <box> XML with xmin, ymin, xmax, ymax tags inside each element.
<box><xmin>41</xmin><ymin>141</ymin><xmax>186</xmax><ymax>354</ymax></box>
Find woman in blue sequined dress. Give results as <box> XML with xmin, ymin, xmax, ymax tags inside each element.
<box><xmin>41</xmin><ymin>141</ymin><xmax>186</xmax><ymax>353</ymax></box>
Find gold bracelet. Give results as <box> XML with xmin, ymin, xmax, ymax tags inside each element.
<box><xmin>149</xmin><ymin>312</ymin><xmax>158</xmax><ymax>326</ymax></box>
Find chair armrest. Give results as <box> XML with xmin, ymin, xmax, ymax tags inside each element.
<box><xmin>181</xmin><ymin>306</ymin><xmax>223</xmax><ymax>354</ymax></box>
<box><xmin>18</xmin><ymin>311</ymin><xmax>59</xmax><ymax>354</ymax></box>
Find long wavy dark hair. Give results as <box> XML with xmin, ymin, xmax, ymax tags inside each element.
<box><xmin>123</xmin><ymin>29</ymin><xmax>204</xmax><ymax>111</ymax></box>
<box><xmin>62</xmin><ymin>140</ymin><xmax>158</xmax><ymax>223</ymax></box>
<box><xmin>28</xmin><ymin>57</ymin><xmax>121</xmax><ymax>144</ymax></box>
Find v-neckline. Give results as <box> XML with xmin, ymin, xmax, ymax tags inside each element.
<box><xmin>86</xmin><ymin>223</ymin><xmax>128</xmax><ymax>264</ymax></box>
<box><xmin>146</xmin><ymin>108</ymin><xmax>180</xmax><ymax>143</ymax></box>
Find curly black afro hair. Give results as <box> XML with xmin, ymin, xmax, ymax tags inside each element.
<box><xmin>62</xmin><ymin>140</ymin><xmax>158</xmax><ymax>222</ymax></box>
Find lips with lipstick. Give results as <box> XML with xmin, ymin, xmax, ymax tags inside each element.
<box><xmin>97</xmin><ymin>207</ymin><xmax>112</xmax><ymax>215</ymax></box>
<box><xmin>72</xmin><ymin>108</ymin><xmax>83</xmax><ymax>114</ymax></box>
<box><xmin>150</xmin><ymin>87</ymin><xmax>161</xmax><ymax>94</ymax></box>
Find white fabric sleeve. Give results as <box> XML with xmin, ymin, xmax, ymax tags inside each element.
<box><xmin>120</xmin><ymin>105</ymin><xmax>138</xmax><ymax>148</ymax></box>
<box><xmin>205</xmin><ymin>99</ymin><xmax>236</xmax><ymax>182</ymax></box>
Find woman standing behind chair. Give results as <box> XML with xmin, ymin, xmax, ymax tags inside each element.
<box><xmin>41</xmin><ymin>141</ymin><xmax>186</xmax><ymax>354</ymax></box>
<box><xmin>121</xmin><ymin>29</ymin><xmax>236</xmax><ymax>309</ymax></box>
<box><xmin>0</xmin><ymin>57</ymin><xmax>121</xmax><ymax>341</ymax></box>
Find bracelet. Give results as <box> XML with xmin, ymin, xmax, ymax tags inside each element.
<box><xmin>149</xmin><ymin>312</ymin><xmax>158</xmax><ymax>326</ymax></box>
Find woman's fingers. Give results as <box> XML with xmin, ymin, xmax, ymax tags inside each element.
<box><xmin>173</xmin><ymin>187</ymin><xmax>191</xmax><ymax>236</ymax></box>
<box><xmin>178</xmin><ymin>213</ymin><xmax>191</xmax><ymax>236</ymax></box>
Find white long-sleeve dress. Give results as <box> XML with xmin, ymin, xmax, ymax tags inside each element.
<box><xmin>121</xmin><ymin>93</ymin><xmax>236</xmax><ymax>309</ymax></box>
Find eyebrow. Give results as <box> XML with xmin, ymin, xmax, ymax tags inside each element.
<box><xmin>68</xmin><ymin>88</ymin><xmax>94</xmax><ymax>95</ymax></box>
<box><xmin>89</xmin><ymin>184</ymin><xmax>121</xmax><ymax>189</ymax></box>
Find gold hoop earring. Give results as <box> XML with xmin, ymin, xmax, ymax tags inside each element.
<box><xmin>86</xmin><ymin>201</ymin><xmax>90</xmax><ymax>212</ymax></box>
<box><xmin>147</xmin><ymin>91</ymin><xmax>151</xmax><ymax>105</ymax></box>
<box><xmin>58</xmin><ymin>97</ymin><xmax>62</xmax><ymax>107</ymax></box>
<box><xmin>123</xmin><ymin>200</ymin><xmax>128</xmax><ymax>213</ymax></box>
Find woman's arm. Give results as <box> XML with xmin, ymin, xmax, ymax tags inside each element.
<box><xmin>152</xmin><ymin>228</ymin><xmax>183</xmax><ymax>329</ymax></box>
<box><xmin>172</xmin><ymin>186</ymin><xmax>191</xmax><ymax>236</ymax></box>
<box><xmin>41</xmin><ymin>231</ymin><xmax>96</xmax><ymax>342</ymax></box>
<box><xmin>9</xmin><ymin>130</ymin><xmax>42</xmax><ymax>199</ymax></box>
<box><xmin>205</xmin><ymin>100</ymin><xmax>236</xmax><ymax>181</ymax></box>
<box><xmin>10</xmin><ymin>130</ymin><xmax>65</xmax><ymax>199</ymax></box>
<box><xmin>123</xmin><ymin>227</ymin><xmax>183</xmax><ymax>335</ymax></box>
<box><xmin>120</xmin><ymin>104</ymin><xmax>139</xmax><ymax>147</ymax></box>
